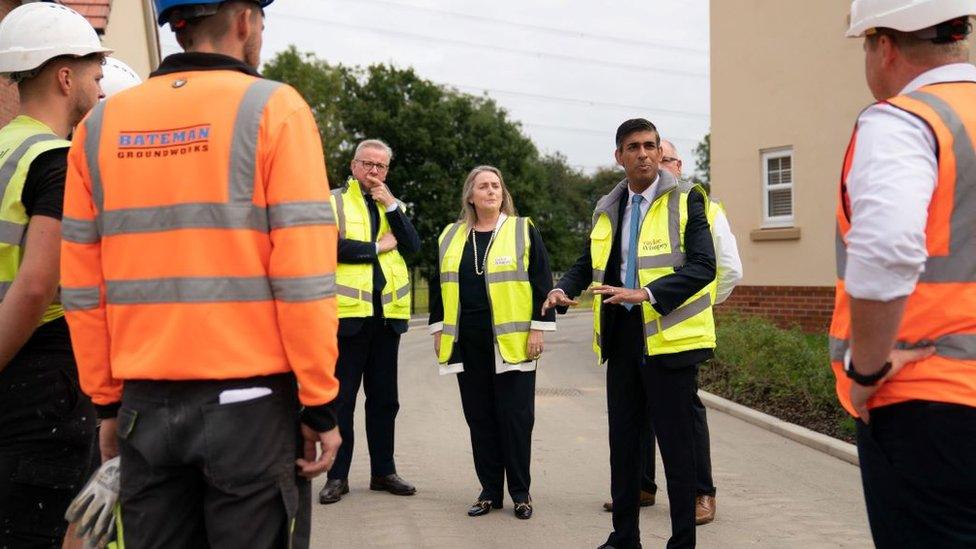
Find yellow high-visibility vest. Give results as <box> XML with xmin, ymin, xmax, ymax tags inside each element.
<box><xmin>590</xmin><ymin>179</ymin><xmax>717</xmax><ymax>361</ymax></box>
<box><xmin>0</xmin><ymin>115</ymin><xmax>69</xmax><ymax>325</ymax></box>
<box><xmin>330</xmin><ymin>178</ymin><xmax>411</xmax><ymax>320</ymax></box>
<box><xmin>437</xmin><ymin>216</ymin><xmax>533</xmax><ymax>364</ymax></box>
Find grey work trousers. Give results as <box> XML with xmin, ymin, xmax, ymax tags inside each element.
<box><xmin>116</xmin><ymin>373</ymin><xmax>311</xmax><ymax>548</ymax></box>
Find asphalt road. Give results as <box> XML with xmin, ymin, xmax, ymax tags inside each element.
<box><xmin>308</xmin><ymin>312</ymin><xmax>873</xmax><ymax>548</ymax></box>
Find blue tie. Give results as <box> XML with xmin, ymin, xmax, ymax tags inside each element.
<box><xmin>623</xmin><ymin>194</ymin><xmax>643</xmax><ymax>311</ymax></box>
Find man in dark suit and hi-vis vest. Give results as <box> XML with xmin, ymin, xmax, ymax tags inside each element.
<box><xmin>543</xmin><ymin>118</ymin><xmax>716</xmax><ymax>549</ymax></box>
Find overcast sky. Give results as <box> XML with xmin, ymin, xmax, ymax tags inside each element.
<box><xmin>160</xmin><ymin>0</ymin><xmax>710</xmax><ymax>174</ymax></box>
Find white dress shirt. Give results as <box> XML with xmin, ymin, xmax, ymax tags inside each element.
<box><xmin>711</xmin><ymin>207</ymin><xmax>742</xmax><ymax>304</ymax></box>
<box><xmin>844</xmin><ymin>63</ymin><xmax>976</xmax><ymax>301</ymax></box>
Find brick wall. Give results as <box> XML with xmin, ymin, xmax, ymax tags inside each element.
<box><xmin>0</xmin><ymin>0</ymin><xmax>19</xmax><ymax>126</ymax></box>
<box><xmin>718</xmin><ymin>285</ymin><xmax>835</xmax><ymax>333</ymax></box>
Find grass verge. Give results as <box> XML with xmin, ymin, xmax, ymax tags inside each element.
<box><xmin>701</xmin><ymin>314</ymin><xmax>856</xmax><ymax>442</ymax></box>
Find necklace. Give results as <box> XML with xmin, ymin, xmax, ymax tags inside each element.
<box><xmin>471</xmin><ymin>224</ymin><xmax>499</xmax><ymax>276</ymax></box>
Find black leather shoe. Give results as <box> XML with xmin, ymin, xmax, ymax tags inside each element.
<box><xmin>467</xmin><ymin>499</ymin><xmax>502</xmax><ymax>517</ymax></box>
<box><xmin>514</xmin><ymin>501</ymin><xmax>533</xmax><ymax>520</ymax></box>
<box><xmin>369</xmin><ymin>474</ymin><xmax>416</xmax><ymax>496</ymax></box>
<box><xmin>318</xmin><ymin>478</ymin><xmax>348</xmax><ymax>504</ymax></box>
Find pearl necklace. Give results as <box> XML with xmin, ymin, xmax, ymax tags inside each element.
<box><xmin>471</xmin><ymin>224</ymin><xmax>499</xmax><ymax>276</ymax></box>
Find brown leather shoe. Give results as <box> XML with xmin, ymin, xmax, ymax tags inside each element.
<box><xmin>602</xmin><ymin>489</ymin><xmax>656</xmax><ymax>512</ymax></box>
<box><xmin>695</xmin><ymin>495</ymin><xmax>716</xmax><ymax>525</ymax></box>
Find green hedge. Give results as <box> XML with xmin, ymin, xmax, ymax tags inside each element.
<box><xmin>701</xmin><ymin>315</ymin><xmax>856</xmax><ymax>442</ymax></box>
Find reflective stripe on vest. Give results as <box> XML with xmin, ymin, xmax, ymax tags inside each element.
<box><xmin>437</xmin><ymin>217</ymin><xmax>533</xmax><ymax>365</ymax></box>
<box><xmin>830</xmin><ymin>82</ymin><xmax>976</xmax><ymax>416</ymax></box>
<box><xmin>60</xmin><ymin>80</ymin><xmax>335</xmax><ymax>311</ymax></box>
<box><xmin>330</xmin><ymin>178</ymin><xmax>411</xmax><ymax>320</ymax></box>
<box><xmin>589</xmin><ymin>178</ymin><xmax>717</xmax><ymax>361</ymax></box>
<box><xmin>0</xmin><ymin>117</ymin><xmax>70</xmax><ymax>325</ymax></box>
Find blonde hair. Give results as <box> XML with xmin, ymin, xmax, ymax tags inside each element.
<box><xmin>458</xmin><ymin>165</ymin><xmax>517</xmax><ymax>227</ymax></box>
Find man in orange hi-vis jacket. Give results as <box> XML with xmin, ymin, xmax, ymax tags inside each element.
<box><xmin>834</xmin><ymin>1</ymin><xmax>976</xmax><ymax>547</ymax></box>
<box><xmin>60</xmin><ymin>1</ymin><xmax>340</xmax><ymax>546</ymax></box>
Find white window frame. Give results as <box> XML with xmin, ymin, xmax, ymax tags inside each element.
<box><xmin>761</xmin><ymin>147</ymin><xmax>795</xmax><ymax>227</ymax></box>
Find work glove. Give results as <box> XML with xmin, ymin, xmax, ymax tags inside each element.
<box><xmin>65</xmin><ymin>457</ymin><xmax>120</xmax><ymax>548</ymax></box>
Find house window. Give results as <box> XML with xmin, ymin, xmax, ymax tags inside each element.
<box><xmin>762</xmin><ymin>148</ymin><xmax>794</xmax><ymax>227</ymax></box>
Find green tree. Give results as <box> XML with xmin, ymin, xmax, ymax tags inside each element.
<box><xmin>264</xmin><ymin>48</ymin><xmax>598</xmax><ymax>277</ymax></box>
<box><xmin>693</xmin><ymin>132</ymin><xmax>710</xmax><ymax>191</ymax></box>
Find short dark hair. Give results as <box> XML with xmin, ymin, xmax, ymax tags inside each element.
<box><xmin>615</xmin><ymin>118</ymin><xmax>659</xmax><ymax>149</ymax></box>
<box><xmin>174</xmin><ymin>1</ymin><xmax>260</xmax><ymax>50</ymax></box>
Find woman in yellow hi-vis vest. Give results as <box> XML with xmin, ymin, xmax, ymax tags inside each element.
<box><xmin>428</xmin><ymin>165</ymin><xmax>555</xmax><ymax>520</ymax></box>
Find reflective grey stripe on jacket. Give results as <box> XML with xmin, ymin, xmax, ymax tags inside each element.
<box><xmin>103</xmin><ymin>274</ymin><xmax>335</xmax><ymax>305</ymax></box>
<box><xmin>0</xmin><ymin>220</ymin><xmax>25</xmax><ymax>247</ymax></box>
<box><xmin>332</xmin><ymin>189</ymin><xmax>347</xmax><ymax>238</ymax></box>
<box><xmin>643</xmin><ymin>293</ymin><xmax>712</xmax><ymax>338</ymax></box>
<box><xmin>62</xmin><ymin>286</ymin><xmax>101</xmax><ymax>311</ymax></box>
<box><xmin>829</xmin><ymin>334</ymin><xmax>976</xmax><ymax>362</ymax></box>
<box><xmin>0</xmin><ymin>133</ymin><xmax>62</xmax><ymax>205</ymax></box>
<box><xmin>0</xmin><ymin>134</ymin><xmax>64</xmax><ymax>246</ymax></box>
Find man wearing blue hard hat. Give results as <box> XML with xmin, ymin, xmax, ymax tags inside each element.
<box><xmin>60</xmin><ymin>0</ymin><xmax>342</xmax><ymax>546</ymax></box>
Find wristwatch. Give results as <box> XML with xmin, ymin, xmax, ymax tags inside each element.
<box><xmin>843</xmin><ymin>349</ymin><xmax>891</xmax><ymax>386</ymax></box>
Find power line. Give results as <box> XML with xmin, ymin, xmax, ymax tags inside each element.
<box><xmin>270</xmin><ymin>12</ymin><xmax>705</xmax><ymax>78</ymax></box>
<box><xmin>320</xmin><ymin>0</ymin><xmax>709</xmax><ymax>55</ymax></box>
<box><xmin>448</xmin><ymin>83</ymin><xmax>708</xmax><ymax>120</ymax></box>
<box><xmin>523</xmin><ymin>122</ymin><xmax>700</xmax><ymax>144</ymax></box>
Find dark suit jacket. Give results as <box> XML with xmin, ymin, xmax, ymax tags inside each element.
<box><xmin>337</xmin><ymin>185</ymin><xmax>421</xmax><ymax>337</ymax></box>
<box><xmin>555</xmin><ymin>169</ymin><xmax>716</xmax><ymax>368</ymax></box>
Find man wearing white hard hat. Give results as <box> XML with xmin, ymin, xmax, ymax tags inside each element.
<box><xmin>831</xmin><ymin>0</ymin><xmax>976</xmax><ymax>546</ymax></box>
<box><xmin>0</xmin><ymin>2</ymin><xmax>109</xmax><ymax>546</ymax></box>
<box><xmin>100</xmin><ymin>57</ymin><xmax>142</xmax><ymax>99</ymax></box>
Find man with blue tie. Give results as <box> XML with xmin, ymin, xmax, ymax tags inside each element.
<box><xmin>543</xmin><ymin>119</ymin><xmax>716</xmax><ymax>548</ymax></box>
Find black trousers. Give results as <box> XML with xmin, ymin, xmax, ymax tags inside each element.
<box><xmin>605</xmin><ymin>307</ymin><xmax>698</xmax><ymax>549</ymax></box>
<box><xmin>0</xmin><ymin>352</ymin><xmax>95</xmax><ymax>549</ymax></box>
<box><xmin>117</xmin><ymin>374</ymin><xmax>310</xmax><ymax>548</ymax></box>
<box><xmin>640</xmin><ymin>383</ymin><xmax>715</xmax><ymax>497</ymax></box>
<box><xmin>856</xmin><ymin>400</ymin><xmax>976</xmax><ymax>549</ymax></box>
<box><xmin>329</xmin><ymin>316</ymin><xmax>401</xmax><ymax>480</ymax></box>
<box><xmin>456</xmin><ymin>316</ymin><xmax>535</xmax><ymax>504</ymax></box>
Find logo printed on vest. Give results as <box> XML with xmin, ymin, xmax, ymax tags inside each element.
<box><xmin>494</xmin><ymin>256</ymin><xmax>514</xmax><ymax>266</ymax></box>
<box><xmin>116</xmin><ymin>124</ymin><xmax>211</xmax><ymax>159</ymax></box>
<box><xmin>642</xmin><ymin>238</ymin><xmax>667</xmax><ymax>252</ymax></box>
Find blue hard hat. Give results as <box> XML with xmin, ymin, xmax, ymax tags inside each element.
<box><xmin>154</xmin><ymin>0</ymin><xmax>274</xmax><ymax>26</ymax></box>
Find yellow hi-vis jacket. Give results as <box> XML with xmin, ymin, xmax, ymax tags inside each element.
<box><xmin>0</xmin><ymin>115</ymin><xmax>70</xmax><ymax>325</ymax></box>
<box><xmin>437</xmin><ymin>215</ymin><xmax>533</xmax><ymax>365</ymax></box>
<box><xmin>330</xmin><ymin>178</ymin><xmax>411</xmax><ymax>320</ymax></box>
<box><xmin>590</xmin><ymin>179</ymin><xmax>717</xmax><ymax>361</ymax></box>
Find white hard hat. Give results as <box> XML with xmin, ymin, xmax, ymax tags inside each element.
<box><xmin>0</xmin><ymin>2</ymin><xmax>113</xmax><ymax>74</ymax></box>
<box><xmin>847</xmin><ymin>0</ymin><xmax>976</xmax><ymax>37</ymax></box>
<box><xmin>100</xmin><ymin>57</ymin><xmax>141</xmax><ymax>98</ymax></box>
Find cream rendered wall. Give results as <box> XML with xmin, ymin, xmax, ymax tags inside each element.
<box><xmin>101</xmin><ymin>0</ymin><xmax>160</xmax><ymax>79</ymax></box>
<box><xmin>711</xmin><ymin>0</ymin><xmax>870</xmax><ymax>287</ymax></box>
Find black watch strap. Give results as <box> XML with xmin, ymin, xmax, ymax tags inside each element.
<box><xmin>845</xmin><ymin>358</ymin><xmax>892</xmax><ymax>386</ymax></box>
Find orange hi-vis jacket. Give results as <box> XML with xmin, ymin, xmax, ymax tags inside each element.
<box><xmin>60</xmin><ymin>61</ymin><xmax>339</xmax><ymax>421</ymax></box>
<box><xmin>830</xmin><ymin>82</ymin><xmax>976</xmax><ymax>417</ymax></box>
